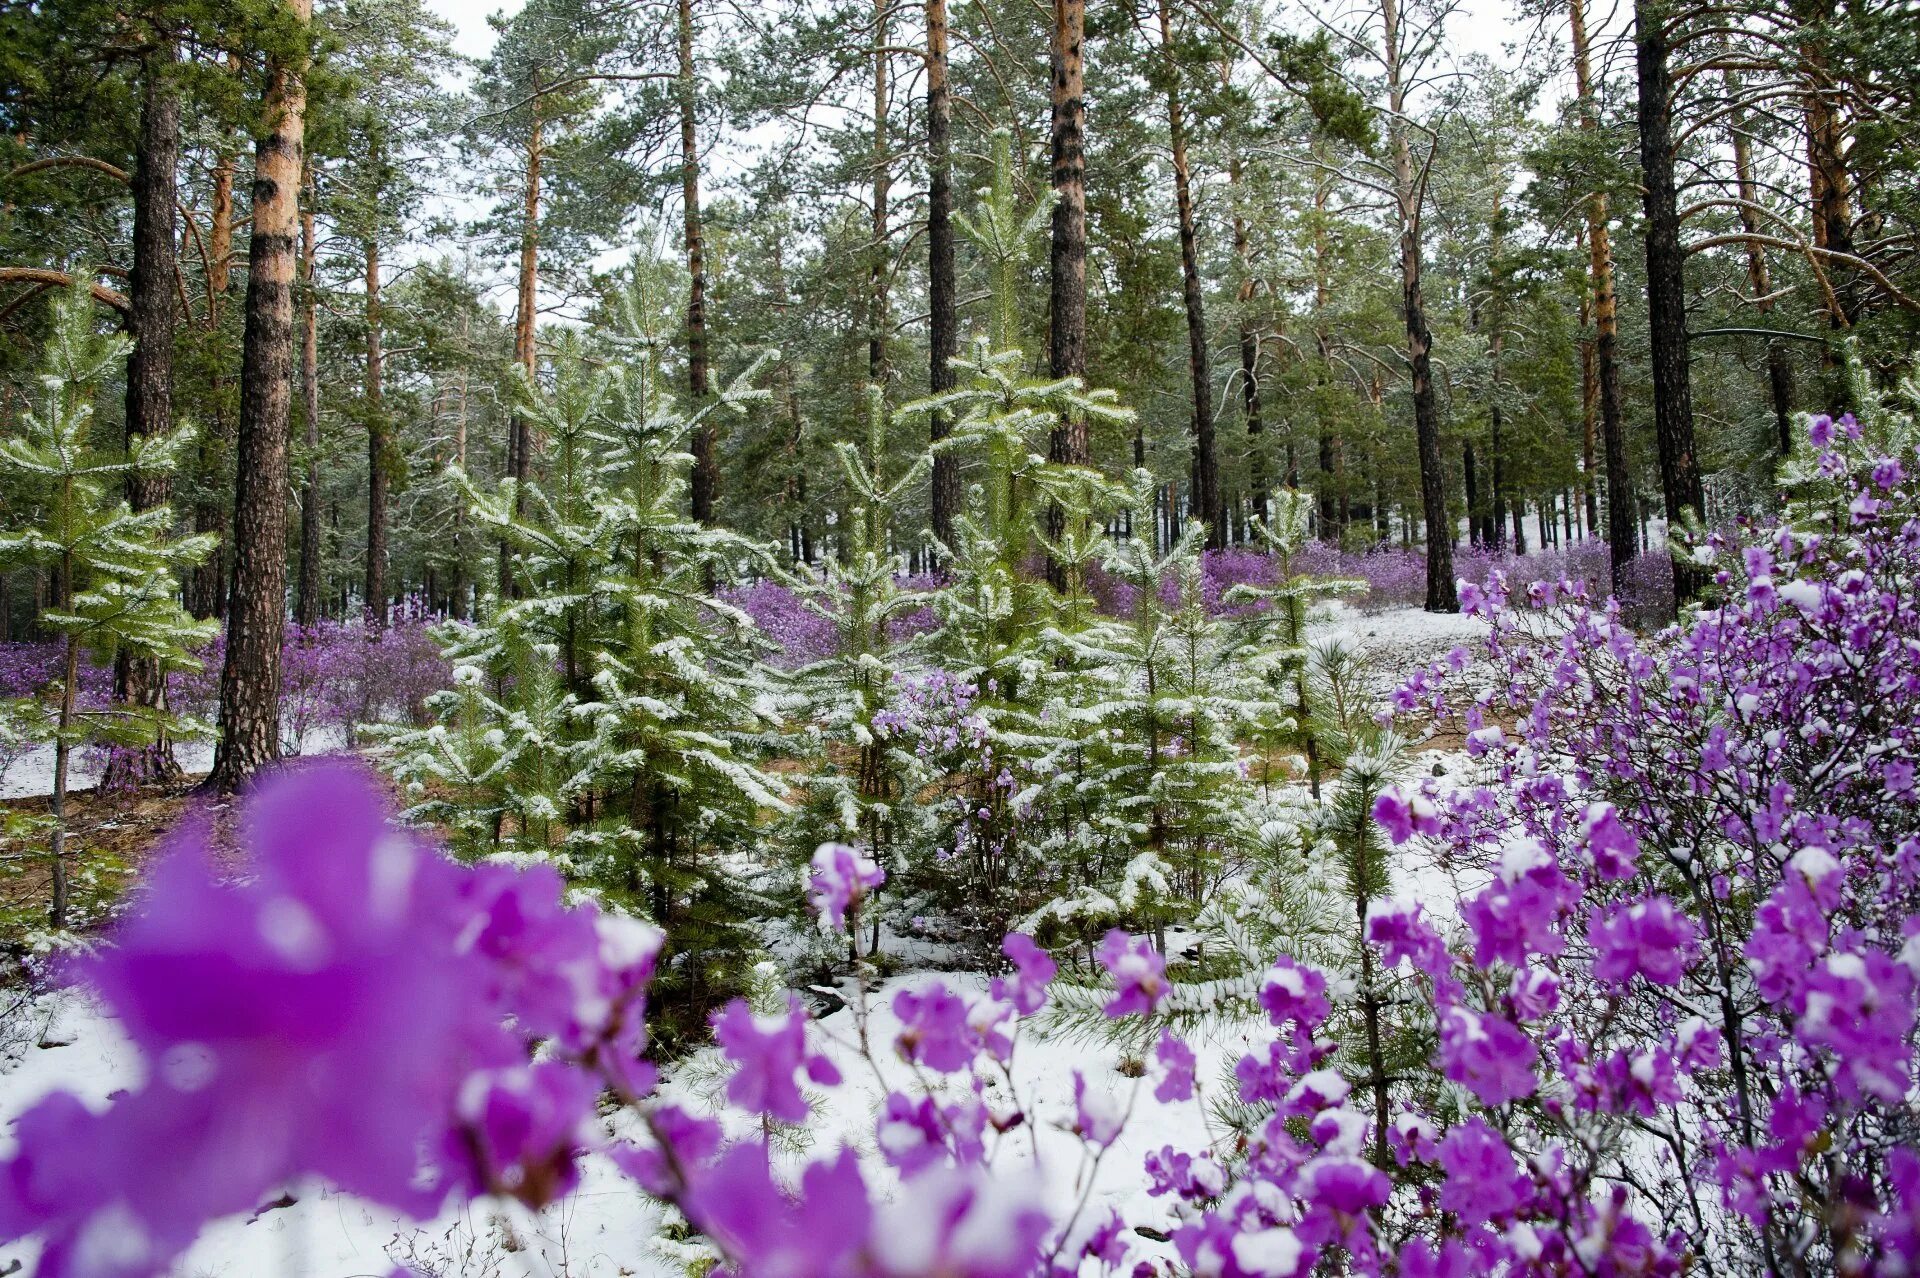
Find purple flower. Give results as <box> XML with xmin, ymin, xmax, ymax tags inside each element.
<box><xmin>1259</xmin><ymin>956</ymin><xmax>1330</xmax><ymax>1032</ymax></box>
<box><xmin>1365</xmin><ymin>899</ymin><xmax>1450</xmax><ymax>977</ymax></box>
<box><xmin>875</xmin><ymin>1092</ymin><xmax>949</xmax><ymax>1175</ymax></box>
<box><xmin>711</xmin><ymin>996</ymin><xmax>840</xmax><ymax>1123</ymax></box>
<box><xmin>1396</xmin><ymin>1238</ymin><xmax>1475</xmax><ymax>1278</ymax></box>
<box><xmin>609</xmin><ymin>1104</ymin><xmax>722</xmax><ymax>1195</ymax></box>
<box><xmin>1877</xmin><ymin>1148</ymin><xmax>1920</xmax><ymax>1271</ymax></box>
<box><xmin>1072</xmin><ymin>1071</ymin><xmax>1125</xmax><ymax>1146</ymax></box>
<box><xmin>1582</xmin><ymin>802</ymin><xmax>1641</xmax><ymax>880</ymax></box>
<box><xmin>1461</xmin><ymin>839</ymin><xmax>1576</xmax><ymax>967</ymax></box>
<box><xmin>1436</xmin><ymin>1117</ymin><xmax>1528</xmax><ymax>1225</ymax></box>
<box><xmin>1300</xmin><ymin>1154</ymin><xmax>1389</xmax><ymax>1217</ymax></box>
<box><xmin>680</xmin><ymin>1144</ymin><xmax>871</xmax><ymax>1277</ymax></box>
<box><xmin>450</xmin><ymin>1061</ymin><xmax>598</xmax><ymax>1207</ymax></box>
<box><xmin>1810</xmin><ymin>413</ymin><xmax>1835</xmax><ymax>448</ymax></box>
<box><xmin>866</xmin><ymin>1164</ymin><xmax>1052</xmax><ymax>1278</ymax></box>
<box><xmin>1795</xmin><ymin>948</ymin><xmax>1917</xmax><ymax>1103</ymax></box>
<box><xmin>1153</xmin><ymin>1030</ymin><xmax>1197</xmax><ymax>1102</ymax></box>
<box><xmin>1437</xmin><ymin>1004</ymin><xmax>1538</xmax><ymax>1105</ymax></box>
<box><xmin>808</xmin><ymin>842</ymin><xmax>884</xmax><ymax>932</ymax></box>
<box><xmin>1587</xmin><ymin>896</ymin><xmax>1700</xmax><ymax>987</ymax></box>
<box><xmin>0</xmin><ymin>764</ymin><xmax>600</xmax><ymax>1277</ymax></box>
<box><xmin>1372</xmin><ymin>787</ymin><xmax>1440</xmax><ymax>844</ymax></box>
<box><xmin>1096</xmin><ymin>929</ymin><xmax>1167</xmax><ymax>1017</ymax></box>
<box><xmin>893</xmin><ymin>981</ymin><xmax>979</xmax><ymax>1072</ymax></box>
<box><xmin>991</xmin><ymin>932</ymin><xmax>1055</xmax><ymax>1015</ymax></box>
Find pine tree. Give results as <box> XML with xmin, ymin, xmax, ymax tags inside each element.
<box><xmin>386</xmin><ymin>278</ymin><xmax>788</xmax><ymax>1040</ymax></box>
<box><xmin>782</xmin><ymin>386</ymin><xmax>933</xmax><ymax>960</ymax></box>
<box><xmin>1223</xmin><ymin>488</ymin><xmax>1365</xmax><ymax>798</ymax></box>
<box><xmin>0</xmin><ymin>286</ymin><xmax>215</xmax><ymax>928</ymax></box>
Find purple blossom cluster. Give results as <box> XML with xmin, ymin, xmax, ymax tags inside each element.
<box><xmin>719</xmin><ymin>577</ymin><xmax>943</xmax><ymax>669</ymax></box>
<box><xmin>1287</xmin><ymin>537</ymin><xmax>1671</xmax><ymax>616</ymax></box>
<box><xmin>170</xmin><ymin>617</ymin><xmax>450</xmax><ymax>741</ymax></box>
<box><xmin>0</xmin><ymin>765</ymin><xmax>1064</xmax><ymax>1278</ymax></box>
<box><xmin>1366</xmin><ymin>414</ymin><xmax>1920</xmax><ymax>1271</ymax></box>
<box><xmin>871</xmin><ymin>669</ymin><xmax>1040</xmax><ymax>909</ymax></box>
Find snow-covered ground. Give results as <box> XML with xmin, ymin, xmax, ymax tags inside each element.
<box><xmin>0</xmin><ymin>969</ymin><xmax>1256</xmax><ymax>1277</ymax></box>
<box><xmin>0</xmin><ymin>728</ymin><xmax>352</xmax><ymax>800</ymax></box>
<box><xmin>1320</xmin><ymin>601</ymin><xmax>1490</xmax><ymax>679</ymax></box>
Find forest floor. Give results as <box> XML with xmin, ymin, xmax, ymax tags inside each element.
<box><xmin>0</xmin><ymin>602</ymin><xmax>1490</xmax><ymax>1277</ymax></box>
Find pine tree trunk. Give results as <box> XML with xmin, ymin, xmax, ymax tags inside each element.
<box><xmin>1382</xmin><ymin>0</ymin><xmax>1455</xmax><ymax>612</ymax></box>
<box><xmin>680</xmin><ymin>0</ymin><xmax>716</xmax><ymax>523</ymax></box>
<box><xmin>1229</xmin><ymin>141</ymin><xmax>1266</xmax><ymax>524</ymax></box>
<box><xmin>1045</xmin><ymin>0</ymin><xmax>1088</xmax><ymax>588</ymax></box>
<box><xmin>1724</xmin><ymin>72</ymin><xmax>1794</xmax><ymax>455</ymax></box>
<box><xmin>450</xmin><ymin>321</ymin><xmax>471</xmax><ymax>619</ymax></box>
<box><xmin>1797</xmin><ymin>0</ymin><xmax>1854</xmax><ymax>352</ymax></box>
<box><xmin>1462</xmin><ymin>439</ymin><xmax>1481</xmax><ymax>547</ymax></box>
<box><xmin>1311</xmin><ymin>177</ymin><xmax>1342</xmax><ymax>543</ymax></box>
<box><xmin>1634</xmin><ymin>0</ymin><xmax>1706</xmax><ymax>603</ymax></box>
<box><xmin>1569</xmin><ymin>0</ymin><xmax>1634</xmax><ymax>581</ymax></box>
<box><xmin>1047</xmin><ymin>0</ymin><xmax>1087</xmax><ymax>401</ymax></box>
<box><xmin>190</xmin><ymin>94</ymin><xmax>238</xmax><ymax>620</ymax></box>
<box><xmin>1159</xmin><ymin>0</ymin><xmax>1219</xmax><ymax>550</ymax></box>
<box><xmin>363</xmin><ymin>232</ymin><xmax>388</xmax><ymax>630</ymax></box>
<box><xmin>208</xmin><ymin>0</ymin><xmax>310</xmax><ymax>792</ymax></box>
<box><xmin>1579</xmin><ymin>288</ymin><xmax>1600</xmax><ymax>536</ymax></box>
<box><xmin>49</xmin><ymin>629</ymin><xmax>78</xmax><ymax>927</ymax></box>
<box><xmin>926</xmin><ymin>0</ymin><xmax>959</xmax><ymax>553</ymax></box>
<box><xmin>502</xmin><ymin>99</ymin><xmax>542</xmax><ymax>599</ymax></box>
<box><xmin>296</xmin><ymin>160</ymin><xmax>324</xmax><ymax>627</ymax></box>
<box><xmin>868</xmin><ymin>0</ymin><xmax>891</xmax><ymax>386</ymax></box>
<box><xmin>107</xmin><ymin>38</ymin><xmax>184</xmax><ymax>791</ymax></box>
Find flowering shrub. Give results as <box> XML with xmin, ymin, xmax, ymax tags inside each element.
<box><xmin>0</xmin><ymin>615</ymin><xmax>450</xmax><ymax>791</ymax></box>
<box><xmin>720</xmin><ymin>576</ymin><xmax>943</xmax><ymax>670</ymax></box>
<box><xmin>169</xmin><ymin>617</ymin><xmax>448</xmax><ymax>748</ymax></box>
<box><xmin>1289</xmin><ymin>537</ymin><xmax>1672</xmax><ymax>617</ymax></box>
<box><xmin>1371</xmin><ymin>411</ymin><xmax>1920</xmax><ymax>1272</ymax></box>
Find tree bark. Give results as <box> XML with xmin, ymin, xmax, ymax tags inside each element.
<box><xmin>1311</xmin><ymin>177</ymin><xmax>1343</xmax><ymax>543</ymax></box>
<box><xmin>1044</xmin><ymin>0</ymin><xmax>1088</xmax><ymax>588</ymax></box>
<box><xmin>363</xmin><ymin>231</ymin><xmax>387</xmax><ymax>630</ymax></box>
<box><xmin>869</xmin><ymin>0</ymin><xmax>891</xmax><ymax>386</ymax></box>
<box><xmin>1229</xmin><ymin>139</ymin><xmax>1266</xmax><ymax>525</ymax></box>
<box><xmin>1797</xmin><ymin>0</ymin><xmax>1854</xmax><ymax>347</ymax></box>
<box><xmin>1724</xmin><ymin>72</ymin><xmax>1794</xmax><ymax>455</ymax></box>
<box><xmin>926</xmin><ymin>0</ymin><xmax>959</xmax><ymax>554</ymax></box>
<box><xmin>1569</xmin><ymin>0</ymin><xmax>1634</xmax><ymax>581</ymax></box>
<box><xmin>106</xmin><ymin>37</ymin><xmax>184</xmax><ymax>791</ymax></box>
<box><xmin>1463</xmin><ymin>439</ymin><xmax>1481</xmax><ymax>547</ymax></box>
<box><xmin>1579</xmin><ymin>290</ymin><xmax>1599</xmax><ymax>535</ymax></box>
<box><xmin>188</xmin><ymin>113</ymin><xmax>238</xmax><ymax>620</ymax></box>
<box><xmin>680</xmin><ymin>0</ymin><xmax>716</xmax><ymax>523</ymax></box>
<box><xmin>296</xmin><ymin>160</ymin><xmax>324</xmax><ymax>626</ymax></box>
<box><xmin>1159</xmin><ymin>0</ymin><xmax>1219</xmax><ymax>549</ymax></box>
<box><xmin>1382</xmin><ymin>0</ymin><xmax>1455</xmax><ymax>611</ymax></box>
<box><xmin>450</xmin><ymin>314</ymin><xmax>471</xmax><ymax>619</ymax></box>
<box><xmin>1047</xmin><ymin>0</ymin><xmax>1087</xmax><ymax>402</ymax></box>
<box><xmin>207</xmin><ymin>0</ymin><xmax>310</xmax><ymax>792</ymax></box>
<box><xmin>502</xmin><ymin>96</ymin><xmax>542</xmax><ymax>599</ymax></box>
<box><xmin>1634</xmin><ymin>0</ymin><xmax>1706</xmax><ymax>603</ymax></box>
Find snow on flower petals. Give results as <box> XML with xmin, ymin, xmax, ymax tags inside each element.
<box><xmin>1096</xmin><ymin>929</ymin><xmax>1167</xmax><ymax>1017</ymax></box>
<box><xmin>808</xmin><ymin>842</ymin><xmax>885</xmax><ymax>933</ymax></box>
